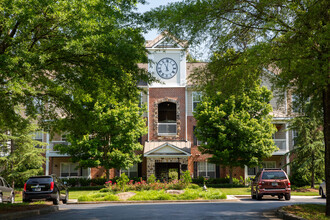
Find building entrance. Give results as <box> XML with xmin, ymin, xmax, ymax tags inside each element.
<box><xmin>155</xmin><ymin>162</ymin><xmax>180</xmax><ymax>182</ymax></box>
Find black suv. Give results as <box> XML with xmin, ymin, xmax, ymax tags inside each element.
<box><xmin>23</xmin><ymin>175</ymin><xmax>68</xmax><ymax>205</ymax></box>
<box><xmin>251</xmin><ymin>168</ymin><xmax>291</xmax><ymax>200</ymax></box>
<box><xmin>0</xmin><ymin>176</ymin><xmax>15</xmax><ymax>203</ymax></box>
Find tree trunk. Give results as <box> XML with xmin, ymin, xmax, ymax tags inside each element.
<box><xmin>323</xmin><ymin>84</ymin><xmax>330</xmax><ymax>216</ymax></box>
<box><xmin>105</xmin><ymin>168</ymin><xmax>110</xmax><ymax>181</ymax></box>
<box><xmin>229</xmin><ymin>166</ymin><xmax>233</xmax><ymax>184</ymax></box>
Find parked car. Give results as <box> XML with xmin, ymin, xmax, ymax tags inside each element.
<box><xmin>0</xmin><ymin>176</ymin><xmax>15</xmax><ymax>203</ymax></box>
<box><xmin>319</xmin><ymin>181</ymin><xmax>326</xmax><ymax>198</ymax></box>
<box><xmin>23</xmin><ymin>175</ymin><xmax>68</xmax><ymax>205</ymax></box>
<box><xmin>251</xmin><ymin>168</ymin><xmax>291</xmax><ymax>200</ymax></box>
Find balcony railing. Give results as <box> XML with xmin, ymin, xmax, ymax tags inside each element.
<box><xmin>49</xmin><ymin>141</ymin><xmax>70</xmax><ymax>151</ymax></box>
<box><xmin>158</xmin><ymin>123</ymin><xmax>177</xmax><ymax>135</ymax></box>
<box><xmin>274</xmin><ymin>139</ymin><xmax>287</xmax><ymax>152</ymax></box>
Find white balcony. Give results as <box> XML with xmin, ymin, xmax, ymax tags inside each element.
<box><xmin>158</xmin><ymin>123</ymin><xmax>177</xmax><ymax>136</ymax></box>
<box><xmin>273</xmin><ymin>139</ymin><xmax>288</xmax><ymax>155</ymax></box>
<box><xmin>47</xmin><ymin>141</ymin><xmax>70</xmax><ymax>157</ymax></box>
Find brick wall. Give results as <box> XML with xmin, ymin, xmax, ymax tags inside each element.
<box><xmin>149</xmin><ymin>88</ymin><xmax>186</xmax><ymax>141</ymax></box>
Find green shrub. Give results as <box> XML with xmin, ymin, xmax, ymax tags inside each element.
<box><xmin>182</xmin><ymin>170</ymin><xmax>192</xmax><ymax>186</ymax></box>
<box><xmin>147</xmin><ymin>174</ymin><xmax>156</xmax><ymax>184</ymax></box>
<box><xmin>169</xmin><ymin>169</ymin><xmax>178</xmax><ymax>181</ymax></box>
<box><xmin>91</xmin><ymin>177</ymin><xmax>107</xmax><ymax>186</ymax></box>
<box><xmin>69</xmin><ymin>186</ymin><xmax>105</xmax><ymax>191</ymax></box>
<box><xmin>117</xmin><ymin>173</ymin><xmax>129</xmax><ymax>191</ymax></box>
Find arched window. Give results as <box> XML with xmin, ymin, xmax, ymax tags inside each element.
<box><xmin>158</xmin><ymin>102</ymin><xmax>176</xmax><ymax>123</ymax></box>
<box><xmin>158</xmin><ymin>102</ymin><xmax>177</xmax><ymax>135</ymax></box>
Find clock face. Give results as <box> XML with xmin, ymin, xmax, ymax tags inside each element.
<box><xmin>156</xmin><ymin>58</ymin><xmax>178</xmax><ymax>79</ymax></box>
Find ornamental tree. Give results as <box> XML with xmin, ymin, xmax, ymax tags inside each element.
<box><xmin>194</xmin><ymin>83</ymin><xmax>277</xmax><ymax>184</ymax></box>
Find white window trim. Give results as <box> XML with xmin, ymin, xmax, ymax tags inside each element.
<box><xmin>121</xmin><ymin>164</ymin><xmax>138</xmax><ymax>178</ymax></box>
<box><xmin>292</xmin><ymin>130</ymin><xmax>298</xmax><ymax>147</ymax></box>
<box><xmin>197</xmin><ymin>161</ymin><xmax>215</xmax><ymax>178</ymax></box>
<box><xmin>192</xmin><ymin>91</ymin><xmax>202</xmax><ymax>112</ymax></box>
<box><xmin>60</xmin><ymin>162</ymin><xmax>88</xmax><ymax>178</ymax></box>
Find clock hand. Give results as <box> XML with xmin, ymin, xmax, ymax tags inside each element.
<box><xmin>165</xmin><ymin>62</ymin><xmax>169</xmax><ymax>71</ymax></box>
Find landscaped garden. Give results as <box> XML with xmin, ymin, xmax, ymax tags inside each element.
<box><xmin>75</xmin><ymin>172</ymin><xmax>226</xmax><ymax>201</ymax></box>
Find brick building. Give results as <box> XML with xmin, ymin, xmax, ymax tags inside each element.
<box><xmin>43</xmin><ymin>34</ymin><xmax>295</xmax><ymax>181</ymax></box>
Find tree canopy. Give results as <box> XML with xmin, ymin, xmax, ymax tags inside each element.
<box><xmin>1</xmin><ymin>0</ymin><xmax>151</xmax><ymax>127</ymax></box>
<box><xmin>194</xmin><ymin>82</ymin><xmax>277</xmax><ymax>183</ymax></box>
<box><xmin>146</xmin><ymin>0</ymin><xmax>330</xmax><ymax>214</ymax></box>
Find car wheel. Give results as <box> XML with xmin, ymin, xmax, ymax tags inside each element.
<box><xmin>0</xmin><ymin>194</ymin><xmax>3</xmax><ymax>203</ymax></box>
<box><xmin>10</xmin><ymin>194</ymin><xmax>15</xmax><ymax>204</ymax></box>
<box><xmin>251</xmin><ymin>189</ymin><xmax>256</xmax><ymax>199</ymax></box>
<box><xmin>62</xmin><ymin>191</ymin><xmax>68</xmax><ymax>204</ymax></box>
<box><xmin>320</xmin><ymin>188</ymin><xmax>326</xmax><ymax>198</ymax></box>
<box><xmin>285</xmin><ymin>193</ymin><xmax>291</xmax><ymax>200</ymax></box>
<box><xmin>256</xmin><ymin>191</ymin><xmax>262</xmax><ymax>200</ymax></box>
<box><xmin>53</xmin><ymin>192</ymin><xmax>60</xmax><ymax>205</ymax></box>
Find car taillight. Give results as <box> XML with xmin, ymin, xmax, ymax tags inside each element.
<box><xmin>24</xmin><ymin>183</ymin><xmax>27</xmax><ymax>192</ymax></box>
<box><xmin>258</xmin><ymin>182</ymin><xmax>262</xmax><ymax>187</ymax></box>
<box><xmin>50</xmin><ymin>182</ymin><xmax>54</xmax><ymax>191</ymax></box>
<box><xmin>288</xmin><ymin>182</ymin><xmax>291</xmax><ymax>187</ymax></box>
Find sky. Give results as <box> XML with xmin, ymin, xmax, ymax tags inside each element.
<box><xmin>136</xmin><ymin>0</ymin><xmax>180</xmax><ymax>40</ymax></box>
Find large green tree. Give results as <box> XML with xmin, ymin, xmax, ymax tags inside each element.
<box><xmin>288</xmin><ymin>115</ymin><xmax>324</xmax><ymax>189</ymax></box>
<box><xmin>1</xmin><ymin>1</ymin><xmax>152</xmax><ymax>179</ymax></box>
<box><xmin>146</xmin><ymin>0</ymin><xmax>330</xmax><ymax>214</ymax></box>
<box><xmin>54</xmin><ymin>79</ymin><xmax>147</xmax><ymax>180</ymax></box>
<box><xmin>0</xmin><ymin>122</ymin><xmax>45</xmax><ymax>188</ymax></box>
<box><xmin>194</xmin><ymin>82</ymin><xmax>277</xmax><ymax>183</ymax></box>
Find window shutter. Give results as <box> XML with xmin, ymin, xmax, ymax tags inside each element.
<box><xmin>193</xmin><ymin>126</ymin><xmax>197</xmax><ymax>146</ymax></box>
<box><xmin>216</xmin><ymin>165</ymin><xmax>220</xmax><ymax>178</ymax></box>
<box><xmin>138</xmin><ymin>163</ymin><xmax>142</xmax><ymax>177</ymax></box>
<box><xmin>193</xmin><ymin>162</ymin><xmax>198</xmax><ymax>178</ymax></box>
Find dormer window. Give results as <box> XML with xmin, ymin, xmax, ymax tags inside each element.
<box><xmin>158</xmin><ymin>102</ymin><xmax>177</xmax><ymax>135</ymax></box>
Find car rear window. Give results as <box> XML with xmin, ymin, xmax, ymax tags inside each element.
<box><xmin>27</xmin><ymin>177</ymin><xmax>53</xmax><ymax>184</ymax></box>
<box><xmin>262</xmin><ymin>171</ymin><xmax>287</xmax><ymax>180</ymax></box>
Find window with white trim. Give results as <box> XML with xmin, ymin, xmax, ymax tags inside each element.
<box><xmin>61</xmin><ymin>162</ymin><xmax>88</xmax><ymax>177</ymax></box>
<box><xmin>32</xmin><ymin>131</ymin><xmax>43</xmax><ymax>148</ymax></box>
<box><xmin>192</xmin><ymin>92</ymin><xmax>202</xmax><ymax>112</ymax></box>
<box><xmin>121</xmin><ymin>164</ymin><xmax>138</xmax><ymax>178</ymax></box>
<box><xmin>197</xmin><ymin>161</ymin><xmax>215</xmax><ymax>178</ymax></box>
<box><xmin>292</xmin><ymin>130</ymin><xmax>298</xmax><ymax>147</ymax></box>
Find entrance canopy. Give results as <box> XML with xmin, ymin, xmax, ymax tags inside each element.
<box><xmin>144</xmin><ymin>141</ymin><xmax>191</xmax><ymax>158</ymax></box>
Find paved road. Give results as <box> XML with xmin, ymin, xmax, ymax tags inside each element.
<box><xmin>25</xmin><ymin>196</ymin><xmax>326</xmax><ymax>220</ymax></box>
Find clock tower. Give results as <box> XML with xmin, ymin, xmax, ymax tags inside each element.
<box><xmin>146</xmin><ymin>33</ymin><xmax>187</xmax><ymax>87</ymax></box>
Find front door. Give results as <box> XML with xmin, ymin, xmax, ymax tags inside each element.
<box><xmin>155</xmin><ymin>163</ymin><xmax>180</xmax><ymax>182</ymax></box>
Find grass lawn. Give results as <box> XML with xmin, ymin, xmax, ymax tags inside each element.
<box><xmin>76</xmin><ymin>188</ymin><xmax>226</xmax><ymax>202</ymax></box>
<box><xmin>283</xmin><ymin>204</ymin><xmax>330</xmax><ymax>220</ymax></box>
<box><xmin>69</xmin><ymin>190</ymin><xmax>100</xmax><ymax>200</ymax></box>
<box><xmin>218</xmin><ymin>187</ymin><xmax>319</xmax><ymax>196</ymax></box>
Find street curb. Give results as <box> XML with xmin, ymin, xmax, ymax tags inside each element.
<box><xmin>0</xmin><ymin>206</ymin><xmax>59</xmax><ymax>220</ymax></box>
<box><xmin>276</xmin><ymin>206</ymin><xmax>306</xmax><ymax>220</ymax></box>
<box><xmin>69</xmin><ymin>199</ymin><xmax>237</xmax><ymax>205</ymax></box>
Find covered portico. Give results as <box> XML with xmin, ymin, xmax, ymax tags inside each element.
<box><xmin>144</xmin><ymin>141</ymin><xmax>191</xmax><ymax>181</ymax></box>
